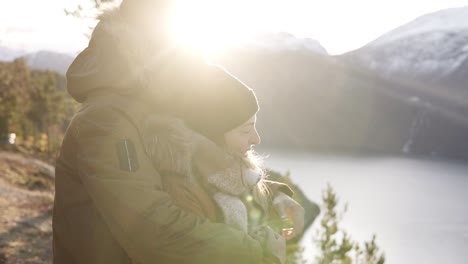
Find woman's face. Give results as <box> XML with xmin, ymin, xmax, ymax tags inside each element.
<box><xmin>223</xmin><ymin>115</ymin><xmax>261</xmax><ymax>157</ymax></box>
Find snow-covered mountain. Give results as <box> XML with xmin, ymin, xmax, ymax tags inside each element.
<box><xmin>345</xmin><ymin>6</ymin><xmax>468</xmax><ymax>91</ymax></box>
<box><xmin>370</xmin><ymin>6</ymin><xmax>468</xmax><ymax>46</ymax></box>
<box><xmin>246</xmin><ymin>32</ymin><xmax>328</xmax><ymax>54</ymax></box>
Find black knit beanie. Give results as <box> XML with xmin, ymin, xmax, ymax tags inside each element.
<box><xmin>174</xmin><ymin>64</ymin><xmax>259</xmax><ymax>139</ymax></box>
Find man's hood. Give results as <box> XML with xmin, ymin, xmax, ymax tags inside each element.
<box><xmin>67</xmin><ymin>7</ymin><xmax>139</xmax><ymax>102</ymax></box>
<box><xmin>66</xmin><ymin>6</ymin><xmax>202</xmax><ymax>103</ymax></box>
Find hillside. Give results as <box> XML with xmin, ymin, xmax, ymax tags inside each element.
<box><xmin>0</xmin><ymin>47</ymin><xmax>74</xmax><ymax>75</ymax></box>
<box><xmin>345</xmin><ymin>6</ymin><xmax>468</xmax><ymax>96</ymax></box>
<box><xmin>0</xmin><ymin>151</ymin><xmax>54</xmax><ymax>264</ymax></box>
<box><xmin>214</xmin><ymin>46</ymin><xmax>468</xmax><ymax>160</ymax></box>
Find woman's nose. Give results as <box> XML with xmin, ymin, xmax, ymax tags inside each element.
<box><xmin>250</xmin><ymin>129</ymin><xmax>261</xmax><ymax>146</ymax></box>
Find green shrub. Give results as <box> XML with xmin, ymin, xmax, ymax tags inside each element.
<box><xmin>314</xmin><ymin>184</ymin><xmax>385</xmax><ymax>264</ymax></box>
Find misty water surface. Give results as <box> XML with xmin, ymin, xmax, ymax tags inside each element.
<box><xmin>263</xmin><ymin>151</ymin><xmax>468</xmax><ymax>264</ymax></box>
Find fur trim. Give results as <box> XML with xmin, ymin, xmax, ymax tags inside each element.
<box><xmin>90</xmin><ymin>7</ymin><xmax>203</xmax><ymax>109</ymax></box>
<box><xmin>93</xmin><ymin>7</ymin><xmax>169</xmax><ymax>84</ymax></box>
<box><xmin>144</xmin><ymin>115</ymin><xmax>265</xmax><ymax>194</ymax></box>
<box><xmin>143</xmin><ymin>114</ymin><xmax>268</xmax><ymax>232</ymax></box>
<box><xmin>242</xmin><ymin>168</ymin><xmax>262</xmax><ymax>188</ymax></box>
<box><xmin>143</xmin><ymin>114</ymin><xmax>194</xmax><ymax>179</ymax></box>
<box><xmin>92</xmin><ymin>7</ymin><xmax>148</xmax><ymax>86</ymax></box>
<box><xmin>207</xmin><ymin>166</ymin><xmax>246</xmax><ymax>196</ymax></box>
<box><xmin>213</xmin><ymin>193</ymin><xmax>248</xmax><ymax>232</ymax></box>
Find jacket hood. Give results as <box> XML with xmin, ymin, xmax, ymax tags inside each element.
<box><xmin>144</xmin><ymin>115</ymin><xmax>269</xmax><ymax>233</ymax></box>
<box><xmin>67</xmin><ymin>7</ymin><xmax>138</xmax><ymax>102</ymax></box>
<box><xmin>66</xmin><ymin>6</ymin><xmax>203</xmax><ymax>103</ymax></box>
<box><xmin>143</xmin><ymin>115</ymin><xmax>262</xmax><ymax>196</ymax></box>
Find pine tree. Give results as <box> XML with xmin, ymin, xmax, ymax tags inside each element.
<box><xmin>0</xmin><ymin>59</ymin><xmax>77</xmax><ymax>158</ymax></box>
<box><xmin>27</xmin><ymin>70</ymin><xmax>70</xmax><ymax>157</ymax></box>
<box><xmin>0</xmin><ymin>59</ymin><xmax>31</xmax><ymax>144</ymax></box>
<box><xmin>314</xmin><ymin>184</ymin><xmax>385</xmax><ymax>264</ymax></box>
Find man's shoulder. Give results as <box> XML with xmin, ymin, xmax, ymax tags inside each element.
<box><xmin>71</xmin><ymin>98</ymin><xmax>146</xmax><ymax>137</ymax></box>
<box><xmin>77</xmin><ymin>94</ymin><xmax>148</xmax><ymax>123</ymax></box>
<box><xmin>74</xmin><ymin>102</ymin><xmax>124</xmax><ymax>124</ymax></box>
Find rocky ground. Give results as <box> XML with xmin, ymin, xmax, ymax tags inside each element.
<box><xmin>0</xmin><ymin>151</ymin><xmax>54</xmax><ymax>264</ymax></box>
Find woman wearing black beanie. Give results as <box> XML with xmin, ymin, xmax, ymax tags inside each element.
<box><xmin>143</xmin><ymin>63</ymin><xmax>293</xmax><ymax>264</ymax></box>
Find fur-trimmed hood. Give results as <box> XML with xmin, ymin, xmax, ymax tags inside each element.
<box><xmin>143</xmin><ymin>114</ymin><xmax>268</xmax><ymax>233</ymax></box>
<box><xmin>143</xmin><ymin>114</ymin><xmax>263</xmax><ymax>197</ymax></box>
<box><xmin>66</xmin><ymin>5</ymin><xmax>205</xmax><ymax>104</ymax></box>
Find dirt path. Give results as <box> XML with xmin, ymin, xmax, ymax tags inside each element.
<box><xmin>0</xmin><ymin>151</ymin><xmax>54</xmax><ymax>264</ymax></box>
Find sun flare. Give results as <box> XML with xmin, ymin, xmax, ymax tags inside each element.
<box><xmin>171</xmin><ymin>0</ymin><xmax>258</xmax><ymax>56</ymax></box>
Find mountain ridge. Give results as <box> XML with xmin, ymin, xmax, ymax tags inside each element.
<box><xmin>345</xmin><ymin>5</ymin><xmax>468</xmax><ymax>93</ymax></box>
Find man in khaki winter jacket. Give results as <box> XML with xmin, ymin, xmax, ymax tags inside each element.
<box><xmin>52</xmin><ymin>1</ymin><xmax>304</xmax><ymax>263</ymax></box>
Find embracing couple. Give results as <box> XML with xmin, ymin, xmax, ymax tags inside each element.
<box><xmin>52</xmin><ymin>1</ymin><xmax>305</xmax><ymax>264</ymax></box>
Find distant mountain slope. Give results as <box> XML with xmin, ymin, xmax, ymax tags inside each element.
<box><xmin>247</xmin><ymin>32</ymin><xmax>328</xmax><ymax>54</ymax></box>
<box><xmin>344</xmin><ymin>6</ymin><xmax>468</xmax><ymax>95</ymax></box>
<box><xmin>24</xmin><ymin>51</ymin><xmax>74</xmax><ymax>75</ymax></box>
<box><xmin>0</xmin><ymin>46</ymin><xmax>27</xmax><ymax>61</ymax></box>
<box><xmin>0</xmin><ymin>46</ymin><xmax>74</xmax><ymax>75</ymax></box>
<box><xmin>370</xmin><ymin>6</ymin><xmax>468</xmax><ymax>46</ymax></box>
<box><xmin>214</xmin><ymin>44</ymin><xmax>468</xmax><ymax>160</ymax></box>
<box><xmin>0</xmin><ymin>32</ymin><xmax>326</xmax><ymax>75</ymax></box>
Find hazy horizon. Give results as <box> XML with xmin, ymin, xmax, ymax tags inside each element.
<box><xmin>1</xmin><ymin>0</ymin><xmax>468</xmax><ymax>55</ymax></box>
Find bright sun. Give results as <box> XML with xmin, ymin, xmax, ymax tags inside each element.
<box><xmin>171</xmin><ymin>0</ymin><xmax>259</xmax><ymax>56</ymax></box>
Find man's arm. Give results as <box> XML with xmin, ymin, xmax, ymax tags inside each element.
<box><xmin>264</xmin><ymin>180</ymin><xmax>294</xmax><ymax>197</ymax></box>
<box><xmin>264</xmin><ymin>180</ymin><xmax>305</xmax><ymax>240</ymax></box>
<box><xmin>73</xmin><ymin>107</ymin><xmax>262</xmax><ymax>264</ymax></box>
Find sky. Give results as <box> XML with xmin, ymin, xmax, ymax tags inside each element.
<box><xmin>0</xmin><ymin>0</ymin><xmax>468</xmax><ymax>55</ymax></box>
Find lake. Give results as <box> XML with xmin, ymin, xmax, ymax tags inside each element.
<box><xmin>262</xmin><ymin>150</ymin><xmax>468</xmax><ymax>264</ymax></box>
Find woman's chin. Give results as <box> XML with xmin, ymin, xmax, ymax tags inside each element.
<box><xmin>233</xmin><ymin>151</ymin><xmax>249</xmax><ymax>159</ymax></box>
<box><xmin>232</xmin><ymin>152</ymin><xmax>247</xmax><ymax>158</ymax></box>
<box><xmin>242</xmin><ymin>149</ymin><xmax>254</xmax><ymax>157</ymax></box>
<box><xmin>226</xmin><ymin>148</ymin><xmax>252</xmax><ymax>158</ymax></box>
